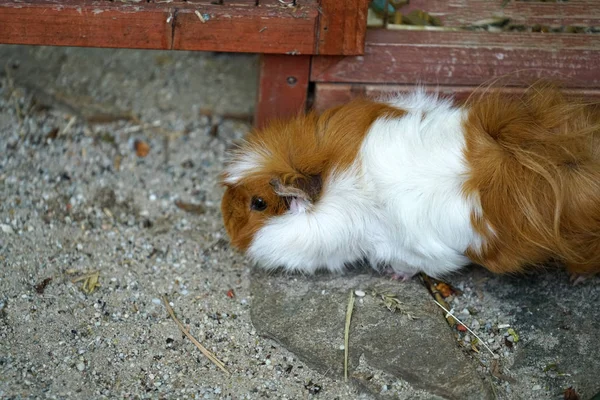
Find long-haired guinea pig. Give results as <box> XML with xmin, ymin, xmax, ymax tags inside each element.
<box><xmin>221</xmin><ymin>83</ymin><xmax>600</xmax><ymax>279</ymax></box>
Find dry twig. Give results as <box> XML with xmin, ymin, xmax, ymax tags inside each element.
<box><xmin>421</xmin><ymin>273</ymin><xmax>456</xmax><ymax>328</ymax></box>
<box><xmin>344</xmin><ymin>290</ymin><xmax>355</xmax><ymax>381</ymax></box>
<box><xmin>432</xmin><ymin>299</ymin><xmax>496</xmax><ymax>357</ymax></box>
<box><xmin>162</xmin><ymin>296</ymin><xmax>230</xmax><ymax>375</ymax></box>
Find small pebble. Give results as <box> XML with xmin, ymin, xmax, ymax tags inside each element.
<box><xmin>354</xmin><ymin>290</ymin><xmax>366</xmax><ymax>297</ymax></box>
<box><xmin>0</xmin><ymin>224</ymin><xmax>14</xmax><ymax>234</ymax></box>
<box><xmin>76</xmin><ymin>362</ymin><xmax>85</xmax><ymax>372</ymax></box>
<box><xmin>151</xmin><ymin>298</ymin><xmax>161</xmax><ymax>305</ymax></box>
<box><xmin>498</xmin><ymin>323</ymin><xmax>510</xmax><ymax>329</ymax></box>
<box><xmin>532</xmin><ymin>385</ymin><xmax>541</xmax><ymax>391</ymax></box>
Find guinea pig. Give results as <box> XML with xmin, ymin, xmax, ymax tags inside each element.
<box><xmin>221</xmin><ymin>83</ymin><xmax>600</xmax><ymax>279</ymax></box>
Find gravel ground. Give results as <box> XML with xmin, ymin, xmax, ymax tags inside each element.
<box><xmin>0</xmin><ymin>46</ymin><xmax>364</xmax><ymax>399</ymax></box>
<box><xmin>0</xmin><ymin>45</ymin><xmax>598</xmax><ymax>400</ymax></box>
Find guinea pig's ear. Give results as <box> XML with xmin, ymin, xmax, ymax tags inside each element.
<box><xmin>269</xmin><ymin>175</ymin><xmax>322</xmax><ymax>214</ymax></box>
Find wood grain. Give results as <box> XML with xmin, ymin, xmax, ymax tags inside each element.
<box><xmin>398</xmin><ymin>0</ymin><xmax>600</xmax><ymax>27</ymax></box>
<box><xmin>254</xmin><ymin>54</ymin><xmax>311</xmax><ymax>128</ymax></box>
<box><xmin>0</xmin><ymin>0</ymin><xmax>320</xmax><ymax>54</ymax></box>
<box><xmin>316</xmin><ymin>0</ymin><xmax>370</xmax><ymax>55</ymax></box>
<box><xmin>173</xmin><ymin>3</ymin><xmax>318</xmax><ymax>54</ymax></box>
<box><xmin>313</xmin><ymin>83</ymin><xmax>600</xmax><ymax>113</ymax></box>
<box><xmin>311</xmin><ymin>29</ymin><xmax>600</xmax><ymax>88</ymax></box>
<box><xmin>0</xmin><ymin>1</ymin><xmax>173</xmax><ymax>50</ymax></box>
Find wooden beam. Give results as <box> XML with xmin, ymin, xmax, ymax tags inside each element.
<box><xmin>0</xmin><ymin>0</ymin><xmax>319</xmax><ymax>54</ymax></box>
<box><xmin>254</xmin><ymin>54</ymin><xmax>311</xmax><ymax>128</ymax></box>
<box><xmin>398</xmin><ymin>0</ymin><xmax>600</xmax><ymax>27</ymax></box>
<box><xmin>0</xmin><ymin>1</ymin><xmax>172</xmax><ymax>50</ymax></box>
<box><xmin>315</xmin><ymin>0</ymin><xmax>370</xmax><ymax>55</ymax></box>
<box><xmin>313</xmin><ymin>83</ymin><xmax>600</xmax><ymax>113</ymax></box>
<box><xmin>173</xmin><ymin>3</ymin><xmax>318</xmax><ymax>54</ymax></box>
<box><xmin>311</xmin><ymin>29</ymin><xmax>600</xmax><ymax>88</ymax></box>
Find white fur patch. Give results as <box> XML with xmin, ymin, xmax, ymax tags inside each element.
<box><xmin>248</xmin><ymin>167</ymin><xmax>381</xmax><ymax>273</ymax></box>
<box><xmin>248</xmin><ymin>91</ymin><xmax>485</xmax><ymax>277</ymax></box>
<box><xmin>223</xmin><ymin>144</ymin><xmax>270</xmax><ymax>184</ymax></box>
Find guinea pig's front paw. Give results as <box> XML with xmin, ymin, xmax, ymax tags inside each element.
<box><xmin>383</xmin><ymin>265</ymin><xmax>418</xmax><ymax>282</ymax></box>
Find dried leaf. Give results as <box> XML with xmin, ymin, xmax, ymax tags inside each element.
<box><xmin>377</xmin><ymin>292</ymin><xmax>418</xmax><ymax>320</ymax></box>
<box><xmin>46</xmin><ymin>127</ymin><xmax>59</xmax><ymax>141</ymax></box>
<box><xmin>471</xmin><ymin>338</ymin><xmax>480</xmax><ymax>353</ymax></box>
<box><xmin>435</xmin><ymin>282</ymin><xmax>454</xmax><ymax>298</ymax></box>
<box><xmin>564</xmin><ymin>387</ymin><xmax>580</xmax><ymax>400</ymax></box>
<box><xmin>175</xmin><ymin>200</ymin><xmax>206</xmax><ymax>215</ymax></box>
<box><xmin>491</xmin><ymin>359</ymin><xmax>517</xmax><ymax>384</ymax></box>
<box><xmin>507</xmin><ymin>328</ymin><xmax>519</xmax><ymax>343</ymax></box>
<box><xmin>71</xmin><ymin>271</ymin><xmax>101</xmax><ymax>294</ymax></box>
<box><xmin>35</xmin><ymin>277</ymin><xmax>53</xmax><ymax>294</ymax></box>
<box><xmin>134</xmin><ymin>139</ymin><xmax>150</xmax><ymax>157</ymax></box>
<box><xmin>82</xmin><ymin>272</ymin><xmax>100</xmax><ymax>294</ymax></box>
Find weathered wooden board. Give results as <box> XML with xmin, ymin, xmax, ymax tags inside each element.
<box><xmin>173</xmin><ymin>3</ymin><xmax>318</xmax><ymax>54</ymax></box>
<box><xmin>316</xmin><ymin>0</ymin><xmax>371</xmax><ymax>55</ymax></box>
<box><xmin>398</xmin><ymin>0</ymin><xmax>600</xmax><ymax>27</ymax></box>
<box><xmin>0</xmin><ymin>1</ymin><xmax>173</xmax><ymax>50</ymax></box>
<box><xmin>0</xmin><ymin>0</ymin><xmax>367</xmax><ymax>55</ymax></box>
<box><xmin>254</xmin><ymin>54</ymin><xmax>311</xmax><ymax>128</ymax></box>
<box><xmin>0</xmin><ymin>0</ymin><xmax>319</xmax><ymax>54</ymax></box>
<box><xmin>313</xmin><ymin>83</ymin><xmax>600</xmax><ymax>113</ymax></box>
<box><xmin>311</xmin><ymin>29</ymin><xmax>600</xmax><ymax>88</ymax></box>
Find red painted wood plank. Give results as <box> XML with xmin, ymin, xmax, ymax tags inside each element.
<box><xmin>313</xmin><ymin>83</ymin><xmax>600</xmax><ymax>113</ymax></box>
<box><xmin>254</xmin><ymin>54</ymin><xmax>311</xmax><ymax>128</ymax></box>
<box><xmin>173</xmin><ymin>3</ymin><xmax>318</xmax><ymax>54</ymax></box>
<box><xmin>311</xmin><ymin>29</ymin><xmax>600</xmax><ymax>88</ymax></box>
<box><xmin>316</xmin><ymin>0</ymin><xmax>370</xmax><ymax>55</ymax></box>
<box><xmin>0</xmin><ymin>0</ymin><xmax>320</xmax><ymax>54</ymax></box>
<box><xmin>399</xmin><ymin>0</ymin><xmax>600</xmax><ymax>27</ymax></box>
<box><xmin>0</xmin><ymin>0</ymin><xmax>173</xmax><ymax>50</ymax></box>
<box><xmin>224</xmin><ymin>0</ymin><xmax>258</xmax><ymax>5</ymax></box>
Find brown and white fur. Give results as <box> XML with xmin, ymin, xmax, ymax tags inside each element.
<box><xmin>221</xmin><ymin>84</ymin><xmax>600</xmax><ymax>278</ymax></box>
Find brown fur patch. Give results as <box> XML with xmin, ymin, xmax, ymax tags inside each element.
<box><xmin>463</xmin><ymin>83</ymin><xmax>600</xmax><ymax>275</ymax></box>
<box><xmin>221</xmin><ymin>99</ymin><xmax>405</xmax><ymax>250</ymax></box>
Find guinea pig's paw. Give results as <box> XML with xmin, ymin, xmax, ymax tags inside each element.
<box><xmin>391</xmin><ymin>271</ymin><xmax>418</xmax><ymax>282</ymax></box>
<box><xmin>383</xmin><ymin>266</ymin><xmax>418</xmax><ymax>282</ymax></box>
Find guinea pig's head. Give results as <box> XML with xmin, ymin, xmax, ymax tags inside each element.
<box><xmin>220</xmin><ymin>116</ymin><xmax>324</xmax><ymax>251</ymax></box>
<box><xmin>221</xmin><ymin>174</ymin><xmax>322</xmax><ymax>251</ymax></box>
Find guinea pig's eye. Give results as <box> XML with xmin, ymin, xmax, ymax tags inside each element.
<box><xmin>250</xmin><ymin>196</ymin><xmax>267</xmax><ymax>212</ymax></box>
